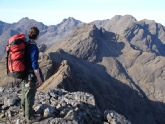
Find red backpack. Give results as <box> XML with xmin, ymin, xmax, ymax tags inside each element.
<box><xmin>6</xmin><ymin>33</ymin><xmax>26</xmax><ymax>79</ymax></box>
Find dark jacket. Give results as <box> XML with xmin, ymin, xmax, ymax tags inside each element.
<box><xmin>26</xmin><ymin>40</ymin><xmax>39</xmax><ymax>72</ymax></box>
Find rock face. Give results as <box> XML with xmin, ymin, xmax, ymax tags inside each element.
<box><xmin>39</xmin><ymin>51</ymin><xmax>164</xmax><ymax>124</ymax></box>
<box><xmin>38</xmin><ymin>53</ymin><xmax>54</xmax><ymax>82</ymax></box>
<box><xmin>38</xmin><ymin>44</ymin><xmax>47</xmax><ymax>52</ymax></box>
<box><xmin>93</xmin><ymin>15</ymin><xmax>165</xmax><ymax>56</ymax></box>
<box><xmin>0</xmin><ymin>86</ymin><xmax>130</xmax><ymax>124</ymax></box>
<box><xmin>42</xmin><ymin>23</ymin><xmax>165</xmax><ymax>124</ymax></box>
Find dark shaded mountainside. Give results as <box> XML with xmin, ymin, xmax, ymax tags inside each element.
<box><xmin>0</xmin><ymin>15</ymin><xmax>165</xmax><ymax>124</ymax></box>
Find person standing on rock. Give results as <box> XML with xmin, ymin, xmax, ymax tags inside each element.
<box><xmin>21</xmin><ymin>26</ymin><xmax>43</xmax><ymax>123</ymax></box>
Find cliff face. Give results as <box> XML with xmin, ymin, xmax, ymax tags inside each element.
<box><xmin>93</xmin><ymin>15</ymin><xmax>165</xmax><ymax>56</ymax></box>
<box><xmin>41</xmin><ymin>23</ymin><xmax>165</xmax><ymax>124</ymax></box>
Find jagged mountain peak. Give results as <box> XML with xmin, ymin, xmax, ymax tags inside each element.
<box><xmin>70</xmin><ymin>23</ymin><xmax>98</xmax><ymax>35</ymax></box>
<box><xmin>19</xmin><ymin>17</ymin><xmax>30</xmax><ymax>21</ymax></box>
<box><xmin>112</xmin><ymin>14</ymin><xmax>137</xmax><ymax>21</ymax></box>
<box><xmin>60</xmin><ymin>17</ymin><xmax>82</xmax><ymax>26</ymax></box>
<box><xmin>110</xmin><ymin>14</ymin><xmax>137</xmax><ymax>28</ymax></box>
<box><xmin>66</xmin><ymin>24</ymin><xmax>100</xmax><ymax>45</ymax></box>
<box><xmin>46</xmin><ymin>23</ymin><xmax>99</xmax><ymax>51</ymax></box>
<box><xmin>93</xmin><ymin>14</ymin><xmax>137</xmax><ymax>36</ymax></box>
<box><xmin>62</xmin><ymin>17</ymin><xmax>77</xmax><ymax>22</ymax></box>
<box><xmin>17</xmin><ymin>17</ymin><xmax>46</xmax><ymax>28</ymax></box>
<box><xmin>49</xmin><ymin>17</ymin><xmax>82</xmax><ymax>36</ymax></box>
<box><xmin>93</xmin><ymin>14</ymin><xmax>165</xmax><ymax>56</ymax></box>
<box><xmin>18</xmin><ymin>17</ymin><xmax>36</xmax><ymax>24</ymax></box>
<box><xmin>141</xmin><ymin>19</ymin><xmax>156</xmax><ymax>24</ymax></box>
<box><xmin>47</xmin><ymin>23</ymin><xmax>119</xmax><ymax>62</ymax></box>
<box><xmin>13</xmin><ymin>17</ymin><xmax>48</xmax><ymax>33</ymax></box>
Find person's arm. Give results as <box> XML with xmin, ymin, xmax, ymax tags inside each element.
<box><xmin>34</xmin><ymin>69</ymin><xmax>43</xmax><ymax>87</ymax></box>
<box><xmin>30</xmin><ymin>46</ymin><xmax>43</xmax><ymax>87</ymax></box>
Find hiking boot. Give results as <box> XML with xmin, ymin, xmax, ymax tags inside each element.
<box><xmin>26</xmin><ymin>115</ymin><xmax>42</xmax><ymax>124</ymax></box>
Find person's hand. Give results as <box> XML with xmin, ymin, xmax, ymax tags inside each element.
<box><xmin>37</xmin><ymin>81</ymin><xmax>43</xmax><ymax>87</ymax></box>
<box><xmin>34</xmin><ymin>69</ymin><xmax>43</xmax><ymax>87</ymax></box>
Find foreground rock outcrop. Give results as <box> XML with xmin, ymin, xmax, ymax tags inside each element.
<box><xmin>0</xmin><ymin>86</ymin><xmax>130</xmax><ymax>124</ymax></box>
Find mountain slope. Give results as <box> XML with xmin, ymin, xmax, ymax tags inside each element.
<box><xmin>93</xmin><ymin>14</ymin><xmax>165</xmax><ymax>56</ymax></box>
<box><xmin>42</xmin><ymin>23</ymin><xmax>165</xmax><ymax>124</ymax></box>
<box><xmin>0</xmin><ymin>17</ymin><xmax>82</xmax><ymax>57</ymax></box>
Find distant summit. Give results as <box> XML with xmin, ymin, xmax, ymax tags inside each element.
<box><xmin>62</xmin><ymin>17</ymin><xmax>81</xmax><ymax>24</ymax></box>
<box><xmin>112</xmin><ymin>14</ymin><xmax>137</xmax><ymax>21</ymax></box>
<box><xmin>19</xmin><ymin>17</ymin><xmax>30</xmax><ymax>21</ymax></box>
<box><xmin>93</xmin><ymin>15</ymin><xmax>165</xmax><ymax>56</ymax></box>
<box><xmin>55</xmin><ymin>17</ymin><xmax>82</xmax><ymax>33</ymax></box>
<box><xmin>0</xmin><ymin>17</ymin><xmax>82</xmax><ymax>57</ymax></box>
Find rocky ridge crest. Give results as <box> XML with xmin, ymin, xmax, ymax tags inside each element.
<box><xmin>0</xmin><ymin>86</ymin><xmax>130</xmax><ymax>124</ymax></box>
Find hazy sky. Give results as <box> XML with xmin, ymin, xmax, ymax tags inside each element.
<box><xmin>0</xmin><ymin>0</ymin><xmax>164</xmax><ymax>26</ymax></box>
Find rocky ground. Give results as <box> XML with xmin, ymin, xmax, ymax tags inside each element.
<box><xmin>0</xmin><ymin>85</ymin><xmax>130</xmax><ymax>124</ymax></box>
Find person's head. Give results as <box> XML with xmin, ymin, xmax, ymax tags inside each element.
<box><xmin>28</xmin><ymin>26</ymin><xmax>39</xmax><ymax>40</ymax></box>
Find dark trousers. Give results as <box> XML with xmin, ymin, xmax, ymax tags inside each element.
<box><xmin>21</xmin><ymin>74</ymin><xmax>37</xmax><ymax>120</ymax></box>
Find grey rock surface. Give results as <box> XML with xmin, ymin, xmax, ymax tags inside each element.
<box><xmin>0</xmin><ymin>86</ymin><xmax>128</xmax><ymax>124</ymax></box>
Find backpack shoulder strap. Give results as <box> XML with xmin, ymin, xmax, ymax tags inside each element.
<box><xmin>25</xmin><ymin>40</ymin><xmax>37</xmax><ymax>49</ymax></box>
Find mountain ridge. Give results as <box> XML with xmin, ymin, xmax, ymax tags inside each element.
<box><xmin>42</xmin><ymin>22</ymin><xmax>165</xmax><ymax>123</ymax></box>
<box><xmin>0</xmin><ymin>17</ymin><xmax>82</xmax><ymax>57</ymax></box>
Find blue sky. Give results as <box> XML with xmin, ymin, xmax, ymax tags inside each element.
<box><xmin>0</xmin><ymin>0</ymin><xmax>164</xmax><ymax>26</ymax></box>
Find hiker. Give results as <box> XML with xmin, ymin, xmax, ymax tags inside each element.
<box><xmin>21</xmin><ymin>26</ymin><xmax>43</xmax><ymax>123</ymax></box>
